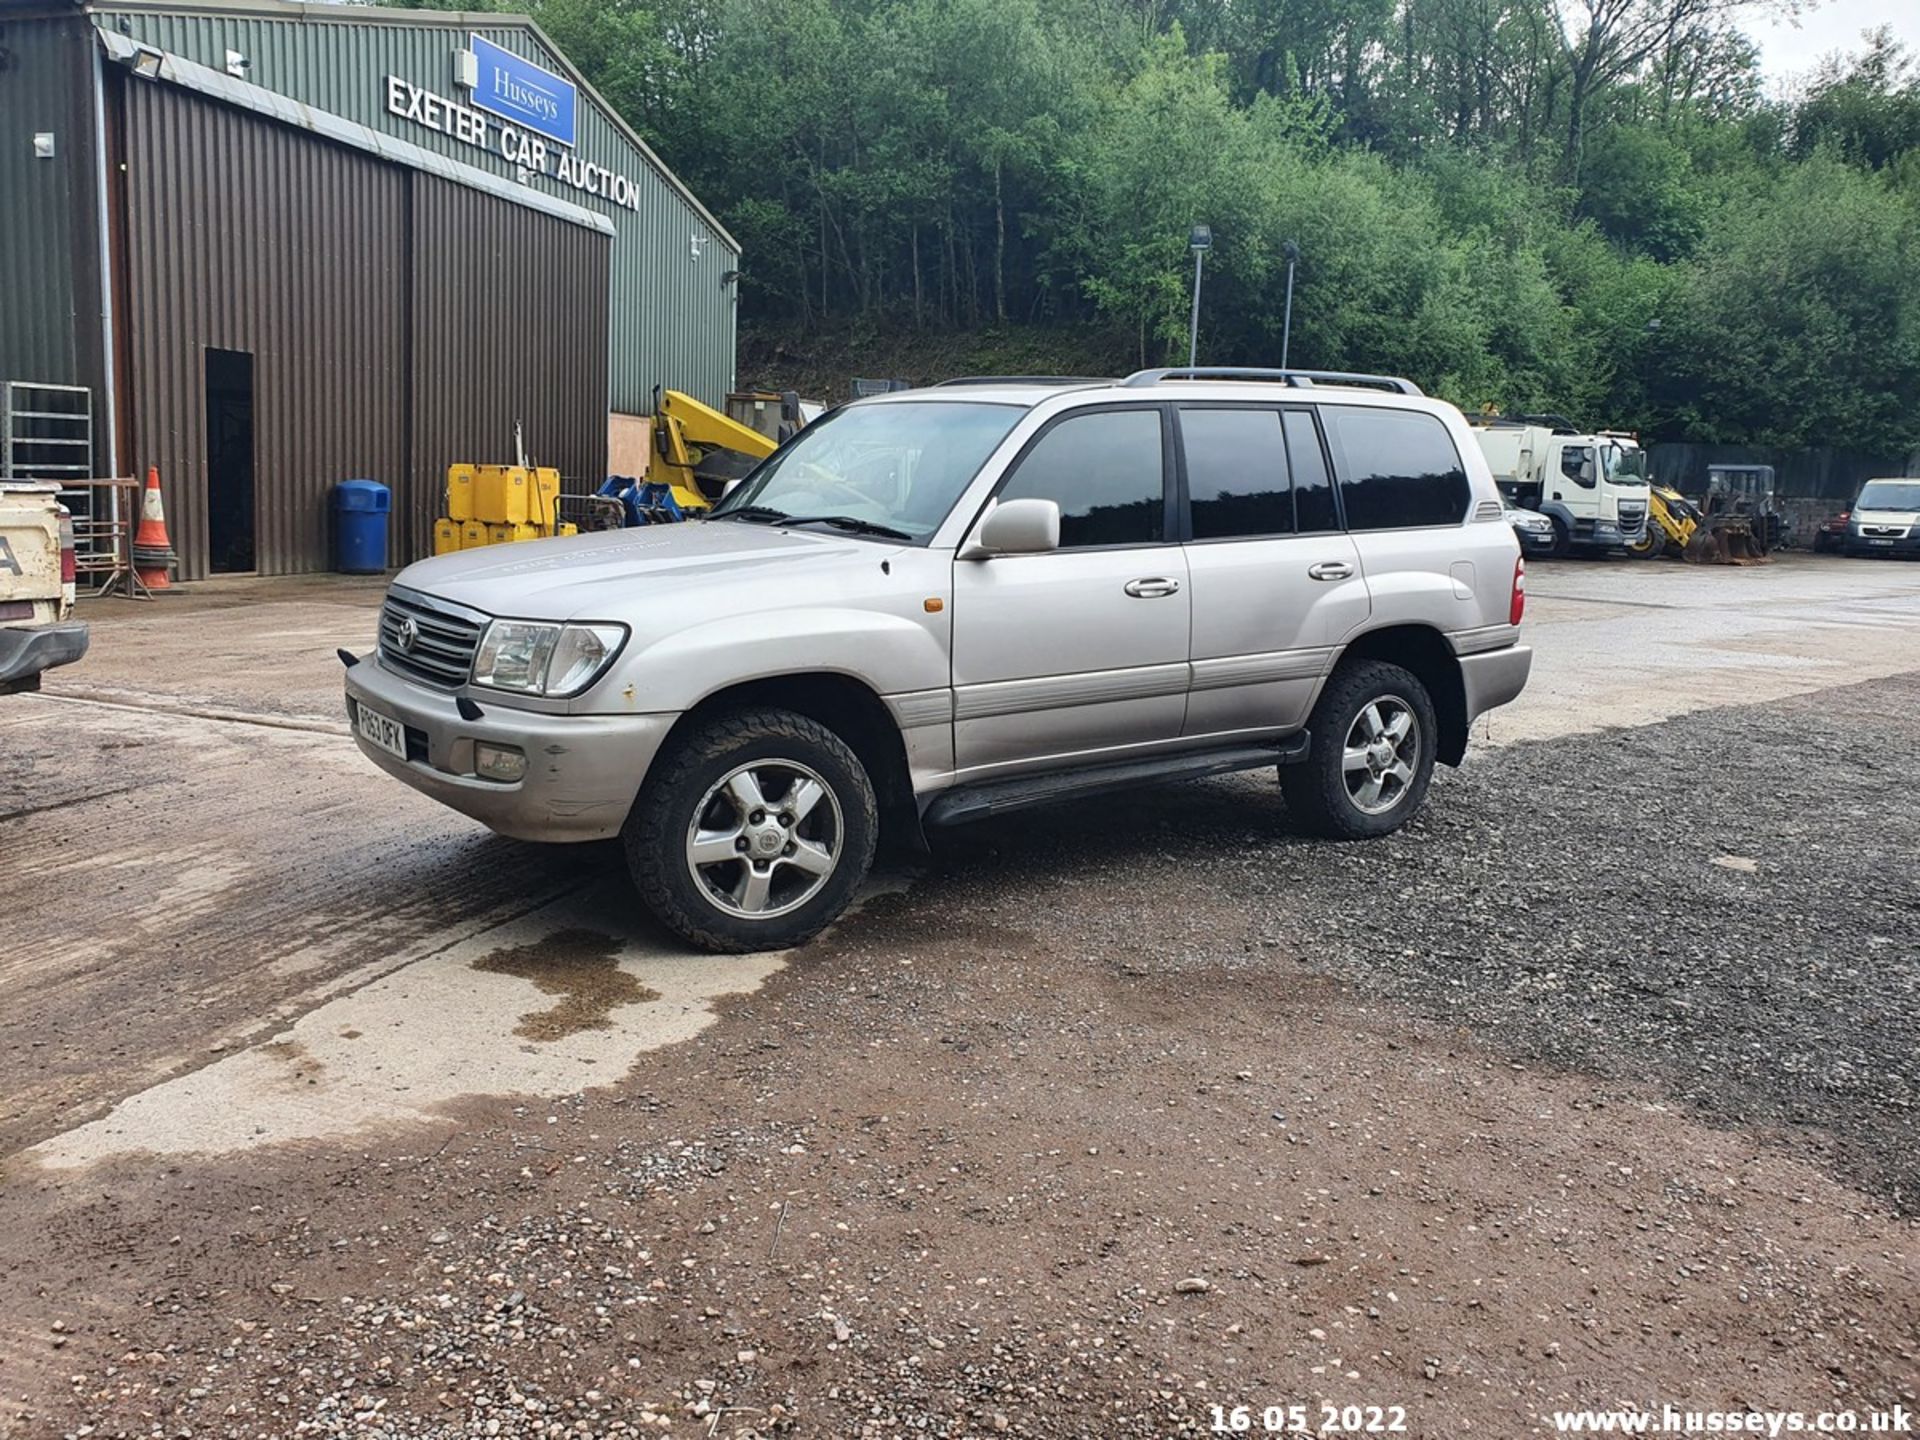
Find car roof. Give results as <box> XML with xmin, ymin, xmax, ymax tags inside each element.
<box><xmin>857</xmin><ymin>369</ymin><xmax>1433</xmax><ymax>411</ymax></box>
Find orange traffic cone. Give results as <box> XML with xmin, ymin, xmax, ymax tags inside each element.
<box><xmin>132</xmin><ymin>465</ymin><xmax>176</xmax><ymax>591</ymax></box>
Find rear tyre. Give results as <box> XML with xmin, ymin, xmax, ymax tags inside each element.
<box><xmin>1281</xmin><ymin>660</ymin><xmax>1439</xmax><ymax>840</ymax></box>
<box><xmin>625</xmin><ymin>708</ymin><xmax>879</xmax><ymax>953</ymax></box>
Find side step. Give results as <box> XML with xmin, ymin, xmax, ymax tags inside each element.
<box><xmin>923</xmin><ymin>734</ymin><xmax>1309</xmax><ymax>829</ymax></box>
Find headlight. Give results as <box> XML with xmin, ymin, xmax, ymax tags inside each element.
<box><xmin>472</xmin><ymin>620</ymin><xmax>627</xmax><ymax>697</ymax></box>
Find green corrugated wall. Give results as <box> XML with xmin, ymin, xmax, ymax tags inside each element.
<box><xmin>0</xmin><ymin>13</ymin><xmax>105</xmax><ymax>408</ymax></box>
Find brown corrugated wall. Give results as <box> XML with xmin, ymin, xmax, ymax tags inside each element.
<box><xmin>408</xmin><ymin>173</ymin><xmax>610</xmax><ymax>554</ymax></box>
<box><xmin>123</xmin><ymin>79</ymin><xmax>409</xmax><ymax>579</ymax></box>
<box><xmin>122</xmin><ymin>79</ymin><xmax>610</xmax><ymax>579</ymax></box>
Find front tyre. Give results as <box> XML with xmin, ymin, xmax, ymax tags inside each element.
<box><xmin>1281</xmin><ymin>660</ymin><xmax>1439</xmax><ymax>840</ymax></box>
<box><xmin>625</xmin><ymin>709</ymin><xmax>878</xmax><ymax>953</ymax></box>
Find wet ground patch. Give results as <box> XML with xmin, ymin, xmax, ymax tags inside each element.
<box><xmin>471</xmin><ymin>927</ymin><xmax>661</xmax><ymax>1041</ymax></box>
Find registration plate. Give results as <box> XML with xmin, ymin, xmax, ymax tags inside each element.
<box><xmin>355</xmin><ymin>701</ymin><xmax>407</xmax><ymax>760</ymax></box>
<box><xmin>1868</xmin><ymin>538</ymin><xmax>1895</xmax><ymax>547</ymax></box>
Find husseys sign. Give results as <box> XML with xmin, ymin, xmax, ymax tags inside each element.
<box><xmin>384</xmin><ymin>39</ymin><xmax>642</xmax><ymax>213</ymax></box>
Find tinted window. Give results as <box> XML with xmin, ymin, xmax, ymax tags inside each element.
<box><xmin>1181</xmin><ymin>408</ymin><xmax>1291</xmax><ymax>539</ymax></box>
<box><xmin>1322</xmin><ymin>407</ymin><xmax>1470</xmax><ymax>530</ymax></box>
<box><xmin>1282</xmin><ymin>410</ymin><xmax>1339</xmax><ymax>532</ymax></box>
<box><xmin>999</xmin><ymin>409</ymin><xmax>1165</xmax><ymax>547</ymax></box>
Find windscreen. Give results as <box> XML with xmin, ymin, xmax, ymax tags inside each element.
<box><xmin>1609</xmin><ymin>444</ymin><xmax>1648</xmax><ymax>484</ymax></box>
<box><xmin>1857</xmin><ymin>480</ymin><xmax>1920</xmax><ymax>511</ymax></box>
<box><xmin>710</xmin><ymin>401</ymin><xmax>1024</xmax><ymax>542</ymax></box>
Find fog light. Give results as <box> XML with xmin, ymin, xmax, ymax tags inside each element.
<box><xmin>474</xmin><ymin>742</ymin><xmax>527</xmax><ymax>783</ymax></box>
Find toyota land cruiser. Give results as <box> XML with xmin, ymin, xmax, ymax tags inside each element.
<box><xmin>345</xmin><ymin>369</ymin><xmax>1531</xmax><ymax>952</ymax></box>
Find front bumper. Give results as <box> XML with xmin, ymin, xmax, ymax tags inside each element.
<box><xmin>1511</xmin><ymin>525</ymin><xmax>1555</xmax><ymax>555</ymax></box>
<box><xmin>0</xmin><ymin>620</ymin><xmax>89</xmax><ymax>692</ymax></box>
<box><xmin>1847</xmin><ymin>529</ymin><xmax>1920</xmax><ymax>555</ymax></box>
<box><xmin>1460</xmin><ymin>643</ymin><xmax>1532</xmax><ymax>724</ymax></box>
<box><xmin>343</xmin><ymin>653</ymin><xmax>678</xmax><ymax>843</ymax></box>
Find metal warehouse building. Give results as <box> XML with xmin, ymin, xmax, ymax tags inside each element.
<box><xmin>0</xmin><ymin>0</ymin><xmax>740</xmax><ymax>578</ymax></box>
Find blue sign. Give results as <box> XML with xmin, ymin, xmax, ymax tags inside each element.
<box><xmin>468</xmin><ymin>35</ymin><xmax>576</xmax><ymax>149</ymax></box>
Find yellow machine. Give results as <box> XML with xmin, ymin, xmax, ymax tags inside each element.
<box><xmin>650</xmin><ymin>389</ymin><xmax>779</xmax><ymax>513</ymax></box>
<box><xmin>1627</xmin><ymin>481</ymin><xmax>1763</xmax><ymax>563</ymax></box>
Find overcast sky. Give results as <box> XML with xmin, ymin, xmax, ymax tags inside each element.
<box><xmin>1740</xmin><ymin>0</ymin><xmax>1920</xmax><ymax>87</ymax></box>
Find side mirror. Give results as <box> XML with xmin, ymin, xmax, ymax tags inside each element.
<box><xmin>964</xmin><ymin>498</ymin><xmax>1060</xmax><ymax>558</ymax></box>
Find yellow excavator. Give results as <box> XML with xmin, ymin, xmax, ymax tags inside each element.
<box><xmin>591</xmin><ymin>388</ymin><xmax>803</xmax><ymax>527</ymax></box>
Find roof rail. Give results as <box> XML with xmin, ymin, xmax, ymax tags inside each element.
<box><xmin>930</xmin><ymin>375</ymin><xmax>1115</xmax><ymax>388</ymax></box>
<box><xmin>1120</xmin><ymin>367</ymin><xmax>1423</xmax><ymax>396</ymax></box>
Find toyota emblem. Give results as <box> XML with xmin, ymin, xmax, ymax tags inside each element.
<box><xmin>396</xmin><ymin>616</ymin><xmax>419</xmax><ymax>653</ymax></box>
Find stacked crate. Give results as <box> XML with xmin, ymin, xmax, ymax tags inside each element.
<box><xmin>432</xmin><ymin>465</ymin><xmax>579</xmax><ymax>554</ymax></box>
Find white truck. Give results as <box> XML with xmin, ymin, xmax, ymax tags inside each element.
<box><xmin>1469</xmin><ymin>420</ymin><xmax>1648</xmax><ymax>556</ymax></box>
<box><xmin>0</xmin><ymin>481</ymin><xmax>88</xmax><ymax>695</ymax></box>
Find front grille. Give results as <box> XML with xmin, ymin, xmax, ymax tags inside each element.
<box><xmin>379</xmin><ymin>589</ymin><xmax>484</xmax><ymax>689</ymax></box>
<box><xmin>1861</xmin><ymin>525</ymin><xmax>1909</xmax><ymax>539</ymax></box>
<box><xmin>1617</xmin><ymin>504</ymin><xmax>1646</xmax><ymax>529</ymax></box>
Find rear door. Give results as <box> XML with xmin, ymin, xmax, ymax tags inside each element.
<box><xmin>949</xmin><ymin>405</ymin><xmax>1190</xmax><ymax>777</ymax></box>
<box><xmin>1177</xmin><ymin>405</ymin><xmax>1370</xmax><ymax>737</ymax></box>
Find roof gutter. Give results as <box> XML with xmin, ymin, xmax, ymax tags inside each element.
<box><xmin>96</xmin><ymin>27</ymin><xmax>616</xmax><ymax>237</ymax></box>
<box><xmin>82</xmin><ymin>0</ymin><xmax>740</xmax><ymax>253</ymax></box>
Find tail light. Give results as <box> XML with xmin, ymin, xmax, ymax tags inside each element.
<box><xmin>57</xmin><ymin>505</ymin><xmax>77</xmax><ymax>586</ymax></box>
<box><xmin>1509</xmin><ymin>556</ymin><xmax>1525</xmax><ymax>626</ymax></box>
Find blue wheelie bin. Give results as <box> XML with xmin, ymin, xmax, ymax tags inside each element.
<box><xmin>333</xmin><ymin>479</ymin><xmax>390</xmax><ymax>574</ymax></box>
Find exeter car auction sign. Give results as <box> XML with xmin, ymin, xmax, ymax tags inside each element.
<box><xmin>382</xmin><ymin>42</ymin><xmax>644</xmax><ymax>213</ymax></box>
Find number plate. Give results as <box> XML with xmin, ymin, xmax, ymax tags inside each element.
<box><xmin>1867</xmin><ymin>538</ymin><xmax>1894</xmax><ymax>546</ymax></box>
<box><xmin>355</xmin><ymin>701</ymin><xmax>407</xmax><ymax>760</ymax></box>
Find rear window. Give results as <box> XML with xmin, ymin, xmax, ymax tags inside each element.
<box><xmin>1321</xmin><ymin>406</ymin><xmax>1470</xmax><ymax>530</ymax></box>
<box><xmin>1179</xmin><ymin>408</ymin><xmax>1292</xmax><ymax>539</ymax></box>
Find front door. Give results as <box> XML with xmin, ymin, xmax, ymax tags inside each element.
<box><xmin>1177</xmin><ymin>404</ymin><xmax>1370</xmax><ymax>737</ymax></box>
<box><xmin>950</xmin><ymin>405</ymin><xmax>1190</xmax><ymax>778</ymax></box>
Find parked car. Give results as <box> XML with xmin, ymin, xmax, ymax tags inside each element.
<box><xmin>1844</xmin><ymin>478</ymin><xmax>1920</xmax><ymax>557</ymax></box>
<box><xmin>0</xmin><ymin>482</ymin><xmax>88</xmax><ymax>695</ymax></box>
<box><xmin>346</xmin><ymin>368</ymin><xmax>1532</xmax><ymax>952</ymax></box>
<box><xmin>1504</xmin><ymin>504</ymin><xmax>1556</xmax><ymax>555</ymax></box>
<box><xmin>1812</xmin><ymin>507</ymin><xmax>1851</xmax><ymax>553</ymax></box>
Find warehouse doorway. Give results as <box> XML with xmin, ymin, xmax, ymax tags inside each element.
<box><xmin>205</xmin><ymin>348</ymin><xmax>256</xmax><ymax>573</ymax></box>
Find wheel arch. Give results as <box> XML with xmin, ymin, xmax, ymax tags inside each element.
<box><xmin>1329</xmin><ymin>625</ymin><xmax>1469</xmax><ymax>766</ymax></box>
<box><xmin>659</xmin><ymin>672</ymin><xmax>923</xmax><ymax>857</ymax></box>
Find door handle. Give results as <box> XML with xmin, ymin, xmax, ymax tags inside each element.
<box><xmin>1123</xmin><ymin>576</ymin><xmax>1181</xmax><ymax>599</ymax></box>
<box><xmin>1307</xmin><ymin>561</ymin><xmax>1354</xmax><ymax>581</ymax></box>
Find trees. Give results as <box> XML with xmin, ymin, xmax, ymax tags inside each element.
<box><xmin>379</xmin><ymin>0</ymin><xmax>1920</xmax><ymax>453</ymax></box>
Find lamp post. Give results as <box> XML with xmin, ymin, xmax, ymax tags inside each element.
<box><xmin>1187</xmin><ymin>225</ymin><xmax>1212</xmax><ymax>368</ymax></box>
<box><xmin>1280</xmin><ymin>239</ymin><xmax>1300</xmax><ymax>370</ymax></box>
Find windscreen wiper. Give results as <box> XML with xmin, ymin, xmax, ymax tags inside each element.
<box><xmin>711</xmin><ymin>504</ymin><xmax>789</xmax><ymax>524</ymax></box>
<box><xmin>779</xmin><ymin>515</ymin><xmax>914</xmax><ymax>541</ymax></box>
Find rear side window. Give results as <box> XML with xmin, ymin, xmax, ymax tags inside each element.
<box><xmin>1321</xmin><ymin>407</ymin><xmax>1470</xmax><ymax>530</ymax></box>
<box><xmin>1180</xmin><ymin>408</ymin><xmax>1291</xmax><ymax>539</ymax></box>
<box><xmin>1282</xmin><ymin>410</ymin><xmax>1340</xmax><ymax>533</ymax></box>
<box><xmin>998</xmin><ymin>408</ymin><xmax>1165</xmax><ymax>548</ymax></box>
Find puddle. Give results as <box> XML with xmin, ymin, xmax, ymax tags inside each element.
<box><xmin>28</xmin><ymin>894</ymin><xmax>781</xmax><ymax>1168</ymax></box>
<box><xmin>471</xmin><ymin>928</ymin><xmax>660</xmax><ymax>1040</ymax></box>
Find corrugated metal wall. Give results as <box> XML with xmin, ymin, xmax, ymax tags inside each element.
<box><xmin>0</xmin><ymin>15</ymin><xmax>104</xmax><ymax>406</ymax></box>
<box><xmin>408</xmin><ymin>172</ymin><xmax>610</xmax><ymax>554</ymax></box>
<box><xmin>120</xmin><ymin>77</ymin><xmax>610</xmax><ymax>578</ymax></box>
<box><xmin>97</xmin><ymin>4</ymin><xmax>738</xmax><ymax>412</ymax></box>
<box><xmin>123</xmin><ymin>78</ymin><xmax>410</xmax><ymax>578</ymax></box>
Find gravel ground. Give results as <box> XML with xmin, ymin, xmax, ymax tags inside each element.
<box><xmin>1224</xmin><ymin>669</ymin><xmax>1920</xmax><ymax>1210</ymax></box>
<box><xmin>6</xmin><ymin>675</ymin><xmax>1918</xmax><ymax>1440</ymax></box>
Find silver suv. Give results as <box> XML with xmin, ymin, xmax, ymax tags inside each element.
<box><xmin>345</xmin><ymin>369</ymin><xmax>1531</xmax><ymax>952</ymax></box>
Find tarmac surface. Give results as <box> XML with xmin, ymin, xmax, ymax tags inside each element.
<box><xmin>1</xmin><ymin>552</ymin><xmax>1916</xmax><ymax>1438</ymax></box>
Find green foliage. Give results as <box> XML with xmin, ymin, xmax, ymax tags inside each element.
<box><xmin>387</xmin><ymin>0</ymin><xmax>1920</xmax><ymax>452</ymax></box>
